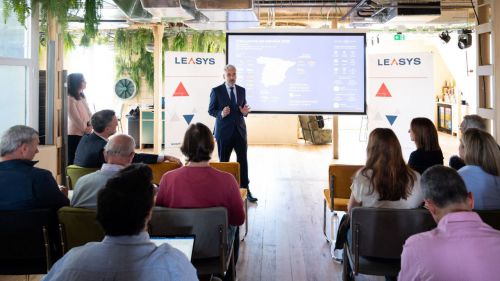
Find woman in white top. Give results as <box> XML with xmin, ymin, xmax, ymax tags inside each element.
<box><xmin>67</xmin><ymin>73</ymin><xmax>92</xmax><ymax>165</ymax></box>
<box><xmin>348</xmin><ymin>128</ymin><xmax>424</xmax><ymax>212</ymax></box>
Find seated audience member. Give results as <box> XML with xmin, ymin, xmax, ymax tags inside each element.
<box><xmin>458</xmin><ymin>128</ymin><xmax>500</xmax><ymax>210</ymax></box>
<box><xmin>449</xmin><ymin>114</ymin><xmax>487</xmax><ymax>170</ymax></box>
<box><xmin>43</xmin><ymin>164</ymin><xmax>198</xmax><ymax>281</ymax></box>
<box><xmin>71</xmin><ymin>134</ymin><xmax>135</xmax><ymax>209</ymax></box>
<box><xmin>399</xmin><ymin>165</ymin><xmax>500</xmax><ymax>281</ymax></box>
<box><xmin>408</xmin><ymin>117</ymin><xmax>443</xmax><ymax>174</ymax></box>
<box><xmin>156</xmin><ymin>122</ymin><xmax>245</xmax><ymax>277</ymax></box>
<box><xmin>335</xmin><ymin>128</ymin><xmax>424</xmax><ymax>272</ymax></box>
<box><xmin>74</xmin><ymin>109</ymin><xmax>181</xmax><ymax>168</ymax></box>
<box><xmin>348</xmin><ymin>128</ymin><xmax>424</xmax><ymax>211</ymax></box>
<box><xmin>0</xmin><ymin>125</ymin><xmax>69</xmax><ymax>211</ymax></box>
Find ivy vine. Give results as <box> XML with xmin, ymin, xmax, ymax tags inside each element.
<box><xmin>114</xmin><ymin>28</ymin><xmax>226</xmax><ymax>93</ymax></box>
<box><xmin>2</xmin><ymin>0</ymin><xmax>103</xmax><ymax>41</ymax></box>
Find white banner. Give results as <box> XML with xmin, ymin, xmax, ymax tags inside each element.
<box><xmin>164</xmin><ymin>52</ymin><xmax>225</xmax><ymax>147</ymax></box>
<box><xmin>367</xmin><ymin>52</ymin><xmax>434</xmax><ymax>158</ymax></box>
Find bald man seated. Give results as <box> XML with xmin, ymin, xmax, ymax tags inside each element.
<box><xmin>71</xmin><ymin>134</ymin><xmax>135</xmax><ymax>209</ymax></box>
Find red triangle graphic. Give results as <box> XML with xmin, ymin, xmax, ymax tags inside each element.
<box><xmin>376</xmin><ymin>82</ymin><xmax>392</xmax><ymax>97</ymax></box>
<box><xmin>173</xmin><ymin>82</ymin><xmax>189</xmax><ymax>97</ymax></box>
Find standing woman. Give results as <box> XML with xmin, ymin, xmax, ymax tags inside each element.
<box><xmin>408</xmin><ymin>117</ymin><xmax>443</xmax><ymax>174</ymax></box>
<box><xmin>67</xmin><ymin>73</ymin><xmax>92</xmax><ymax>165</ymax></box>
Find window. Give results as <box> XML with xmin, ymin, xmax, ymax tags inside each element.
<box><xmin>0</xmin><ymin>1</ymin><xmax>38</xmax><ymax>134</ymax></box>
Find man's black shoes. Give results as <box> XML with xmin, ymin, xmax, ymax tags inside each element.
<box><xmin>246</xmin><ymin>190</ymin><xmax>258</xmax><ymax>203</ymax></box>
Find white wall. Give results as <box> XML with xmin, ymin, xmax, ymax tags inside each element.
<box><xmin>367</xmin><ymin>32</ymin><xmax>477</xmax><ymax>110</ymax></box>
<box><xmin>433</xmin><ymin>33</ymin><xmax>477</xmax><ymax>111</ymax></box>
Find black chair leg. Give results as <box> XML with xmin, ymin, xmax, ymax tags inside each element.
<box><xmin>342</xmin><ymin>249</ymin><xmax>354</xmax><ymax>281</ymax></box>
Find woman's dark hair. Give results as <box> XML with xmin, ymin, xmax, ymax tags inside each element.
<box><xmin>180</xmin><ymin>123</ymin><xmax>214</xmax><ymax>162</ymax></box>
<box><xmin>362</xmin><ymin>128</ymin><xmax>416</xmax><ymax>201</ymax></box>
<box><xmin>67</xmin><ymin>73</ymin><xmax>86</xmax><ymax>100</ymax></box>
<box><xmin>410</xmin><ymin>117</ymin><xmax>441</xmax><ymax>151</ymax></box>
<box><xmin>96</xmin><ymin>164</ymin><xmax>154</xmax><ymax>236</ymax></box>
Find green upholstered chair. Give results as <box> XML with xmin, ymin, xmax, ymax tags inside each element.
<box><xmin>57</xmin><ymin>207</ymin><xmax>104</xmax><ymax>254</ymax></box>
<box><xmin>66</xmin><ymin>165</ymin><xmax>99</xmax><ymax>190</ymax></box>
<box><xmin>298</xmin><ymin>115</ymin><xmax>332</xmax><ymax>144</ymax></box>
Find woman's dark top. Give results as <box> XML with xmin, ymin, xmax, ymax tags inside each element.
<box><xmin>409</xmin><ymin>148</ymin><xmax>444</xmax><ymax>174</ymax></box>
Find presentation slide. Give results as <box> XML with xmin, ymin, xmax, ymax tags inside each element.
<box><xmin>227</xmin><ymin>33</ymin><xmax>366</xmax><ymax>114</ymax></box>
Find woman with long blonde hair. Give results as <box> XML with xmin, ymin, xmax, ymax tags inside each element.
<box><xmin>458</xmin><ymin>128</ymin><xmax>500</xmax><ymax>210</ymax></box>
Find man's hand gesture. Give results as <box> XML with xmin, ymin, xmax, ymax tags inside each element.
<box><xmin>239</xmin><ymin>104</ymin><xmax>251</xmax><ymax>116</ymax></box>
<box><xmin>222</xmin><ymin>106</ymin><xmax>231</xmax><ymax>118</ymax></box>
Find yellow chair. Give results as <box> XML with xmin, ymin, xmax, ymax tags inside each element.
<box><xmin>148</xmin><ymin>162</ymin><xmax>182</xmax><ymax>185</ymax></box>
<box><xmin>57</xmin><ymin>207</ymin><xmax>104</xmax><ymax>254</ymax></box>
<box><xmin>323</xmin><ymin>164</ymin><xmax>363</xmax><ymax>243</ymax></box>
<box><xmin>209</xmin><ymin>162</ymin><xmax>249</xmax><ymax>241</ymax></box>
<box><xmin>66</xmin><ymin>165</ymin><xmax>99</xmax><ymax>190</ymax></box>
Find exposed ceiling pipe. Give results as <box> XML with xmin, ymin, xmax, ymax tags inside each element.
<box><xmin>341</xmin><ymin>0</ymin><xmax>369</xmax><ymax>21</ymax></box>
<box><xmin>181</xmin><ymin>0</ymin><xmax>209</xmax><ymax>23</ymax></box>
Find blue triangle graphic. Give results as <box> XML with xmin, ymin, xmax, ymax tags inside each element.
<box><xmin>386</xmin><ymin>115</ymin><xmax>398</xmax><ymax>126</ymax></box>
<box><xmin>183</xmin><ymin>114</ymin><xmax>194</xmax><ymax>125</ymax></box>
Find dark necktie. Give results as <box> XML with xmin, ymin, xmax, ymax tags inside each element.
<box><xmin>230</xmin><ymin>87</ymin><xmax>237</xmax><ymax>108</ymax></box>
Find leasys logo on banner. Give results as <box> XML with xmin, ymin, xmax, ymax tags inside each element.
<box><xmin>174</xmin><ymin>57</ymin><xmax>216</xmax><ymax>65</ymax></box>
<box><xmin>377</xmin><ymin>57</ymin><xmax>422</xmax><ymax>66</ymax></box>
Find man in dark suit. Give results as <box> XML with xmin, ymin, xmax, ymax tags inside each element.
<box><xmin>208</xmin><ymin>64</ymin><xmax>257</xmax><ymax>202</ymax></box>
<box><xmin>74</xmin><ymin>109</ymin><xmax>181</xmax><ymax>168</ymax></box>
<box><xmin>0</xmin><ymin>125</ymin><xmax>69</xmax><ymax>211</ymax></box>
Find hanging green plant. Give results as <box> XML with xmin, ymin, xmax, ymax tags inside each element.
<box><xmin>64</xmin><ymin>32</ymin><xmax>76</xmax><ymax>51</ymax></box>
<box><xmin>2</xmin><ymin>0</ymin><xmax>102</xmax><ymax>42</ymax></box>
<box><xmin>114</xmin><ymin>28</ymin><xmax>155</xmax><ymax>92</ymax></box>
<box><xmin>2</xmin><ymin>0</ymin><xmax>30</xmax><ymax>26</ymax></box>
<box><xmin>83</xmin><ymin>0</ymin><xmax>103</xmax><ymax>39</ymax></box>
<box><xmin>172</xmin><ymin>31</ymin><xmax>188</xmax><ymax>51</ymax></box>
<box><xmin>115</xmin><ymin>29</ymin><xmax>226</xmax><ymax>93</ymax></box>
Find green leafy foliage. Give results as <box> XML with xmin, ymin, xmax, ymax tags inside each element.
<box><xmin>114</xmin><ymin>28</ymin><xmax>154</xmax><ymax>92</ymax></box>
<box><xmin>2</xmin><ymin>0</ymin><xmax>102</xmax><ymax>41</ymax></box>
<box><xmin>114</xmin><ymin>28</ymin><xmax>226</xmax><ymax>92</ymax></box>
<box><xmin>2</xmin><ymin>0</ymin><xmax>30</xmax><ymax>25</ymax></box>
<box><xmin>83</xmin><ymin>0</ymin><xmax>103</xmax><ymax>39</ymax></box>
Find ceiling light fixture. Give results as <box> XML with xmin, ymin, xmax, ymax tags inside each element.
<box><xmin>439</xmin><ymin>31</ymin><xmax>450</xmax><ymax>43</ymax></box>
<box><xmin>458</xmin><ymin>29</ymin><xmax>472</xmax><ymax>49</ymax></box>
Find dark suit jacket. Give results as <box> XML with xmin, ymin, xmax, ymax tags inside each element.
<box><xmin>0</xmin><ymin>159</ymin><xmax>69</xmax><ymax>211</ymax></box>
<box><xmin>208</xmin><ymin>83</ymin><xmax>247</xmax><ymax>141</ymax></box>
<box><xmin>74</xmin><ymin>133</ymin><xmax>158</xmax><ymax>168</ymax></box>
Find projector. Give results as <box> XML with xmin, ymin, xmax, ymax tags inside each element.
<box><xmin>386</xmin><ymin>1</ymin><xmax>441</xmax><ymax>23</ymax></box>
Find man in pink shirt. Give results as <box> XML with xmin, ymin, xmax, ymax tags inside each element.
<box><xmin>399</xmin><ymin>165</ymin><xmax>500</xmax><ymax>281</ymax></box>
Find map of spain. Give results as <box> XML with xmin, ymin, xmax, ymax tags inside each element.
<box><xmin>256</xmin><ymin>57</ymin><xmax>296</xmax><ymax>87</ymax></box>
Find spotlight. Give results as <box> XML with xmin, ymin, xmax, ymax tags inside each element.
<box><xmin>458</xmin><ymin>29</ymin><xmax>472</xmax><ymax>49</ymax></box>
<box><xmin>439</xmin><ymin>31</ymin><xmax>450</xmax><ymax>43</ymax></box>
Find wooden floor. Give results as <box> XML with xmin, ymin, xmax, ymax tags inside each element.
<box><xmin>0</xmin><ymin>131</ymin><xmax>459</xmax><ymax>281</ymax></box>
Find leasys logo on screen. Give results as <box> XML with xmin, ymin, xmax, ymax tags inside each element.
<box><xmin>377</xmin><ymin>57</ymin><xmax>422</xmax><ymax>66</ymax></box>
<box><xmin>174</xmin><ymin>57</ymin><xmax>216</xmax><ymax>65</ymax></box>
